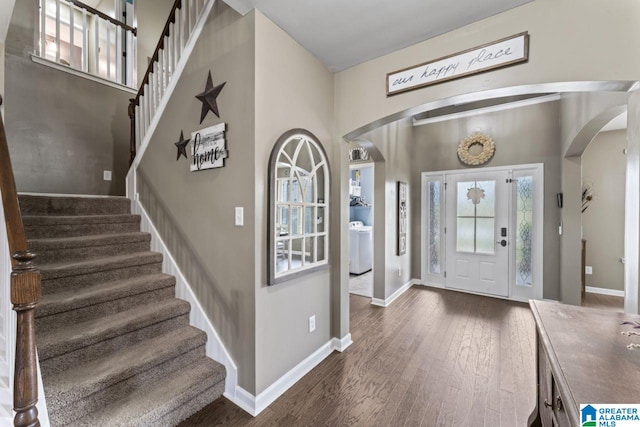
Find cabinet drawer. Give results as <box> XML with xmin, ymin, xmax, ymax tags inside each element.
<box><xmin>551</xmin><ymin>374</ymin><xmax>571</xmax><ymax>427</ymax></box>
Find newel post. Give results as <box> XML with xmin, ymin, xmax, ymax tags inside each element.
<box><xmin>128</xmin><ymin>98</ymin><xmax>136</xmax><ymax>166</ymax></box>
<box><xmin>11</xmin><ymin>251</ymin><xmax>41</xmax><ymax>427</ymax></box>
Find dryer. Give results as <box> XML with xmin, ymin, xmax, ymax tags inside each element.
<box><xmin>349</xmin><ymin>221</ymin><xmax>373</xmax><ymax>274</ymax></box>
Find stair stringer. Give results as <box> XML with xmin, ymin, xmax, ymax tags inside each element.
<box><xmin>130</xmin><ymin>198</ymin><xmax>239</xmax><ymax>401</ymax></box>
<box><xmin>132</xmin><ymin>0</ymin><xmax>217</xmax><ymax>170</ymax></box>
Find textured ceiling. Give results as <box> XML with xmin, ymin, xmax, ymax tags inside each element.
<box><xmin>242</xmin><ymin>0</ymin><xmax>534</xmax><ymax>71</ymax></box>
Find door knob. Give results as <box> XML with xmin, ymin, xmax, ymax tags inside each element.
<box><xmin>497</xmin><ymin>240</ymin><xmax>507</xmax><ymax>247</ymax></box>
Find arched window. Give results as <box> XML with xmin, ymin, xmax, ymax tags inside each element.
<box><xmin>268</xmin><ymin>129</ymin><xmax>330</xmax><ymax>285</ymax></box>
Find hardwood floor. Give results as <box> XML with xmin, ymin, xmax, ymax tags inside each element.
<box><xmin>180</xmin><ymin>286</ymin><xmax>537</xmax><ymax>426</ymax></box>
<box><xmin>582</xmin><ymin>291</ymin><xmax>624</xmax><ymax>312</ymax></box>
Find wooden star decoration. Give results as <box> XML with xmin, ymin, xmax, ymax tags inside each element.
<box><xmin>174</xmin><ymin>130</ymin><xmax>190</xmax><ymax>161</ymax></box>
<box><xmin>195</xmin><ymin>71</ymin><xmax>226</xmax><ymax>123</ymax></box>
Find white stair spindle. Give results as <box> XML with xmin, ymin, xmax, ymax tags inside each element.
<box><xmin>135</xmin><ymin>103</ymin><xmax>142</xmax><ymax>151</ymax></box>
<box><xmin>69</xmin><ymin>4</ymin><xmax>74</xmax><ymax>68</ymax></box>
<box><xmin>106</xmin><ymin>24</ymin><xmax>111</xmax><ymax>80</ymax></box>
<box><xmin>40</xmin><ymin>0</ymin><xmax>46</xmax><ymax>57</ymax></box>
<box><xmin>116</xmin><ymin>26</ymin><xmax>122</xmax><ymax>84</ymax></box>
<box><xmin>157</xmin><ymin>52</ymin><xmax>164</xmax><ymax>100</ymax></box>
<box><xmin>82</xmin><ymin>9</ymin><xmax>87</xmax><ymax>72</ymax></box>
<box><xmin>55</xmin><ymin>0</ymin><xmax>60</xmax><ymax>63</ymax></box>
<box><xmin>94</xmin><ymin>17</ymin><xmax>100</xmax><ymax>76</ymax></box>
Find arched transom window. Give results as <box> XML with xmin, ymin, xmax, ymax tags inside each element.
<box><xmin>268</xmin><ymin>129</ymin><xmax>330</xmax><ymax>285</ymax></box>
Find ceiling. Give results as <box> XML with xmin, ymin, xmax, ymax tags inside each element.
<box><xmin>233</xmin><ymin>0</ymin><xmax>534</xmax><ymax>71</ymax></box>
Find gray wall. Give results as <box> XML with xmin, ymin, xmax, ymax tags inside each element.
<box><xmin>360</xmin><ymin>118</ymin><xmax>414</xmax><ymax>300</ymax></box>
<box><xmin>411</xmin><ymin>101</ymin><xmax>562</xmax><ymax>300</ymax></box>
<box><xmin>582</xmin><ymin>129</ymin><xmax>626</xmax><ymax>292</ymax></box>
<box><xmin>135</xmin><ymin>0</ymin><xmax>175</xmax><ymax>84</ymax></box>
<box><xmin>253</xmin><ymin>10</ymin><xmax>335</xmax><ymax>394</ymax></box>
<box><xmin>4</xmin><ymin>0</ymin><xmax>132</xmax><ymax>195</ymax></box>
<box><xmin>137</xmin><ymin>2</ymin><xmax>257</xmax><ymax>392</ymax></box>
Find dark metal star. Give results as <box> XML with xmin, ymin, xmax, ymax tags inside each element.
<box><xmin>174</xmin><ymin>130</ymin><xmax>190</xmax><ymax>161</ymax></box>
<box><xmin>195</xmin><ymin>71</ymin><xmax>226</xmax><ymax>123</ymax></box>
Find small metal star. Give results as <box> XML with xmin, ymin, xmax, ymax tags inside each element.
<box><xmin>195</xmin><ymin>71</ymin><xmax>226</xmax><ymax>123</ymax></box>
<box><xmin>174</xmin><ymin>130</ymin><xmax>190</xmax><ymax>161</ymax></box>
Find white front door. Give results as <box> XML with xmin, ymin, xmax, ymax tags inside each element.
<box><xmin>445</xmin><ymin>170</ymin><xmax>510</xmax><ymax>296</ymax></box>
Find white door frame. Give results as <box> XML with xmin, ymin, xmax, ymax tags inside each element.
<box><xmin>421</xmin><ymin>163</ymin><xmax>544</xmax><ymax>302</ymax></box>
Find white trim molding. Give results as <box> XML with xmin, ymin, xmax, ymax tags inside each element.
<box><xmin>371</xmin><ymin>279</ymin><xmax>415</xmax><ymax>307</ymax></box>
<box><xmin>585</xmin><ymin>286</ymin><xmax>625</xmax><ymax>297</ymax></box>
<box><xmin>229</xmin><ymin>336</ymin><xmax>351</xmax><ymax>416</ymax></box>
<box><xmin>132</xmin><ymin>200</ymin><xmax>238</xmax><ymax>398</ymax></box>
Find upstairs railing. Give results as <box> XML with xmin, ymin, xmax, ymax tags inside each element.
<box><xmin>36</xmin><ymin>0</ymin><xmax>137</xmax><ymax>88</ymax></box>
<box><xmin>0</xmin><ymin>95</ymin><xmax>43</xmax><ymax>427</ymax></box>
<box><xmin>128</xmin><ymin>0</ymin><xmax>208</xmax><ymax>165</ymax></box>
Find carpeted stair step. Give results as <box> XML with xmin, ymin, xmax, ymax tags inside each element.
<box><xmin>44</xmin><ymin>326</ymin><xmax>213</xmax><ymax>426</ymax></box>
<box><xmin>38</xmin><ymin>298</ymin><xmax>191</xmax><ymax>375</ymax></box>
<box><xmin>39</xmin><ymin>252</ymin><xmax>163</xmax><ymax>294</ymax></box>
<box><xmin>74</xmin><ymin>358</ymin><xmax>225</xmax><ymax>427</ymax></box>
<box><xmin>23</xmin><ymin>214</ymin><xmax>141</xmax><ymax>239</ymax></box>
<box><xmin>29</xmin><ymin>232</ymin><xmax>152</xmax><ymax>264</ymax></box>
<box><xmin>36</xmin><ymin>273</ymin><xmax>176</xmax><ymax>333</ymax></box>
<box><xmin>19</xmin><ymin>194</ymin><xmax>131</xmax><ymax>216</ymax></box>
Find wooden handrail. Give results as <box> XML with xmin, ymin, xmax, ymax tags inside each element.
<box><xmin>0</xmin><ymin>94</ymin><xmax>43</xmax><ymax>427</ymax></box>
<box><xmin>129</xmin><ymin>0</ymin><xmax>184</xmax><ymax>165</ymax></box>
<box><xmin>67</xmin><ymin>0</ymin><xmax>137</xmax><ymax>35</ymax></box>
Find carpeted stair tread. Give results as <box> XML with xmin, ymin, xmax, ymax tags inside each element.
<box><xmin>38</xmin><ymin>252</ymin><xmax>163</xmax><ymax>280</ymax></box>
<box><xmin>22</xmin><ymin>214</ymin><xmax>140</xmax><ymax>226</ymax></box>
<box><xmin>19</xmin><ymin>194</ymin><xmax>130</xmax><ymax>216</ymax></box>
<box><xmin>37</xmin><ymin>273</ymin><xmax>176</xmax><ymax>318</ymax></box>
<box><xmin>74</xmin><ymin>358</ymin><xmax>225</xmax><ymax>427</ymax></box>
<box><xmin>29</xmin><ymin>232</ymin><xmax>151</xmax><ymax>251</ymax></box>
<box><xmin>43</xmin><ymin>326</ymin><xmax>208</xmax><ymax>408</ymax></box>
<box><xmin>38</xmin><ymin>298</ymin><xmax>191</xmax><ymax>361</ymax></box>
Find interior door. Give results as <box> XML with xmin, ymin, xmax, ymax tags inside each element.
<box><xmin>445</xmin><ymin>170</ymin><xmax>510</xmax><ymax>296</ymax></box>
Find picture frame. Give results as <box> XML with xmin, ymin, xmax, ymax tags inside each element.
<box><xmin>397</xmin><ymin>181</ymin><xmax>408</xmax><ymax>255</ymax></box>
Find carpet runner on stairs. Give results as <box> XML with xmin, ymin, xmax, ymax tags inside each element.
<box><xmin>19</xmin><ymin>194</ymin><xmax>225</xmax><ymax>426</ymax></box>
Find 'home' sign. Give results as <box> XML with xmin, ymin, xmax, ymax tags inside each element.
<box><xmin>190</xmin><ymin>123</ymin><xmax>228</xmax><ymax>171</ymax></box>
<box><xmin>386</xmin><ymin>32</ymin><xmax>529</xmax><ymax>96</ymax></box>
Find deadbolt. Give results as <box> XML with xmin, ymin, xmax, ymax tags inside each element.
<box><xmin>497</xmin><ymin>240</ymin><xmax>507</xmax><ymax>247</ymax></box>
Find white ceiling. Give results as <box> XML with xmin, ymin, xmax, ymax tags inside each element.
<box><xmin>234</xmin><ymin>0</ymin><xmax>534</xmax><ymax>71</ymax></box>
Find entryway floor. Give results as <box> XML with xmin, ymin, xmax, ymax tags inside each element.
<box><xmin>582</xmin><ymin>292</ymin><xmax>624</xmax><ymax>313</ymax></box>
<box><xmin>181</xmin><ymin>286</ymin><xmax>536</xmax><ymax>426</ymax></box>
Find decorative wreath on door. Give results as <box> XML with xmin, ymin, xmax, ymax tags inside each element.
<box><xmin>457</xmin><ymin>132</ymin><xmax>495</xmax><ymax>166</ymax></box>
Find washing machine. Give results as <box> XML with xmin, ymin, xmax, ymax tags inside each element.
<box><xmin>349</xmin><ymin>221</ymin><xmax>373</xmax><ymax>274</ymax></box>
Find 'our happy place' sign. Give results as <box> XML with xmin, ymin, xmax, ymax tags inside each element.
<box><xmin>190</xmin><ymin>123</ymin><xmax>228</xmax><ymax>171</ymax></box>
<box><xmin>386</xmin><ymin>32</ymin><xmax>529</xmax><ymax>96</ymax></box>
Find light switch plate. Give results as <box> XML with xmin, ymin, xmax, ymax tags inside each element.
<box><xmin>585</xmin><ymin>266</ymin><xmax>593</xmax><ymax>275</ymax></box>
<box><xmin>309</xmin><ymin>315</ymin><xmax>316</xmax><ymax>333</ymax></box>
<box><xmin>103</xmin><ymin>170</ymin><xmax>112</xmax><ymax>181</ymax></box>
<box><xmin>235</xmin><ymin>207</ymin><xmax>244</xmax><ymax>226</ymax></box>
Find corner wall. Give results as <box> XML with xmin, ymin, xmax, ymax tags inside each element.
<box><xmin>137</xmin><ymin>2</ymin><xmax>257</xmax><ymax>392</ymax></box>
<box><xmin>582</xmin><ymin>129</ymin><xmax>626</xmax><ymax>292</ymax></box>
<box><xmin>253</xmin><ymin>10</ymin><xmax>335</xmax><ymax>394</ymax></box>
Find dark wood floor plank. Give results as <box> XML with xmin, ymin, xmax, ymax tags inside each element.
<box><xmin>181</xmin><ymin>287</ymin><xmax>536</xmax><ymax>427</ymax></box>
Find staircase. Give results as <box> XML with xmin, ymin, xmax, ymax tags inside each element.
<box><xmin>19</xmin><ymin>194</ymin><xmax>224</xmax><ymax>426</ymax></box>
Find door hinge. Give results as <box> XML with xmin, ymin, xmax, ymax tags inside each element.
<box><xmin>122</xmin><ymin>51</ymin><xmax>127</xmax><ymax>58</ymax></box>
<box><xmin>444</xmin><ymin>227</ymin><xmax>447</xmax><ymax>234</ymax></box>
<box><xmin>444</xmin><ymin>182</ymin><xmax>448</xmax><ymax>189</ymax></box>
<box><xmin>506</xmin><ymin>178</ymin><xmax>514</xmax><ymax>183</ymax></box>
<box><xmin>444</xmin><ymin>271</ymin><xmax>447</xmax><ymax>278</ymax></box>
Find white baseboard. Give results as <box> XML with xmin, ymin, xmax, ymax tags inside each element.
<box><xmin>371</xmin><ymin>279</ymin><xmax>415</xmax><ymax>307</ymax></box>
<box><xmin>228</xmin><ymin>335</ymin><xmax>351</xmax><ymax>416</ymax></box>
<box><xmin>586</xmin><ymin>286</ymin><xmax>625</xmax><ymax>297</ymax></box>
<box><xmin>331</xmin><ymin>333</ymin><xmax>353</xmax><ymax>352</ymax></box>
<box><xmin>132</xmin><ymin>200</ymin><xmax>238</xmax><ymax>398</ymax></box>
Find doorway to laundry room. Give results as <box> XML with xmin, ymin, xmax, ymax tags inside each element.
<box><xmin>349</xmin><ymin>156</ymin><xmax>374</xmax><ymax>298</ymax></box>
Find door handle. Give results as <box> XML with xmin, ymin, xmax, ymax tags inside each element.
<box><xmin>496</xmin><ymin>240</ymin><xmax>507</xmax><ymax>247</ymax></box>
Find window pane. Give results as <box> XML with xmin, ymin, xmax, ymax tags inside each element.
<box><xmin>291</xmin><ymin>206</ymin><xmax>302</xmax><ymax>235</ymax></box>
<box><xmin>516</xmin><ymin>176</ymin><xmax>533</xmax><ymax>286</ymax></box>
<box><xmin>304</xmin><ymin>207</ymin><xmax>314</xmax><ymax>234</ymax></box>
<box><xmin>317</xmin><ymin>207</ymin><xmax>325</xmax><ymax>233</ymax></box>
<box><xmin>476</xmin><ymin>218</ymin><xmax>495</xmax><ymax>255</ymax></box>
<box><xmin>317</xmin><ymin>235</ymin><xmax>326</xmax><ymax>262</ymax></box>
<box><xmin>291</xmin><ymin>179</ymin><xmax>302</xmax><ymax>202</ymax></box>
<box><xmin>291</xmin><ymin>238</ymin><xmax>303</xmax><ymax>269</ymax></box>
<box><xmin>457</xmin><ymin>218</ymin><xmax>475</xmax><ymax>253</ymax></box>
<box><xmin>428</xmin><ymin>181</ymin><xmax>441</xmax><ymax>274</ymax></box>
<box><xmin>275</xmin><ymin>240</ymin><xmax>289</xmax><ymax>273</ymax></box>
<box><xmin>457</xmin><ymin>181</ymin><xmax>476</xmax><ymax>217</ymax></box>
<box><xmin>475</xmin><ymin>180</ymin><xmax>496</xmax><ymax>217</ymax></box>
<box><xmin>304</xmin><ymin>237</ymin><xmax>315</xmax><ymax>265</ymax></box>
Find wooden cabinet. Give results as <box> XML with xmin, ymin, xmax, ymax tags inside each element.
<box><xmin>530</xmin><ymin>300</ymin><xmax>640</xmax><ymax>427</ymax></box>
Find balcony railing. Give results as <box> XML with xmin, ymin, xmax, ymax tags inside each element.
<box><xmin>36</xmin><ymin>0</ymin><xmax>137</xmax><ymax>88</ymax></box>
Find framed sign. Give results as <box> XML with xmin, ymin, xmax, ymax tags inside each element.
<box><xmin>387</xmin><ymin>32</ymin><xmax>529</xmax><ymax>96</ymax></box>
<box><xmin>397</xmin><ymin>181</ymin><xmax>408</xmax><ymax>256</ymax></box>
<box><xmin>190</xmin><ymin>123</ymin><xmax>228</xmax><ymax>171</ymax></box>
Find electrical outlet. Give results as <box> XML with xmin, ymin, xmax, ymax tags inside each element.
<box><xmin>103</xmin><ymin>170</ymin><xmax>112</xmax><ymax>181</ymax></box>
<box><xmin>585</xmin><ymin>266</ymin><xmax>593</xmax><ymax>275</ymax></box>
<box><xmin>308</xmin><ymin>315</ymin><xmax>316</xmax><ymax>333</ymax></box>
